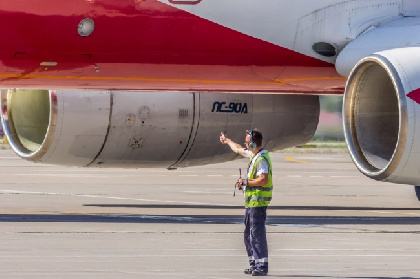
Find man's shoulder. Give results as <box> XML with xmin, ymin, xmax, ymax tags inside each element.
<box><xmin>260</xmin><ymin>149</ymin><xmax>271</xmax><ymax>159</ymax></box>
<box><xmin>245</xmin><ymin>149</ymin><xmax>252</xmax><ymax>158</ymax></box>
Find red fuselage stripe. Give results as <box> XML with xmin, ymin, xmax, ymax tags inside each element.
<box><xmin>0</xmin><ymin>0</ymin><xmax>345</xmax><ymax>93</ymax></box>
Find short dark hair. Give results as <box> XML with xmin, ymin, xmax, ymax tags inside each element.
<box><xmin>247</xmin><ymin>129</ymin><xmax>263</xmax><ymax>147</ymax></box>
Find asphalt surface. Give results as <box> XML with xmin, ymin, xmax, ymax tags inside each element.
<box><xmin>0</xmin><ymin>149</ymin><xmax>420</xmax><ymax>279</ymax></box>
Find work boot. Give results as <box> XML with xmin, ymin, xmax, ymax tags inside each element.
<box><xmin>244</xmin><ymin>268</ymin><xmax>253</xmax><ymax>274</ymax></box>
<box><xmin>252</xmin><ymin>268</ymin><xmax>268</xmax><ymax>276</ymax></box>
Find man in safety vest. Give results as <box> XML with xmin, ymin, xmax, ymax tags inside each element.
<box><xmin>220</xmin><ymin>129</ymin><xmax>272</xmax><ymax>276</ymax></box>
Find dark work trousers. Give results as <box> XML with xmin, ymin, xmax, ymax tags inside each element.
<box><xmin>244</xmin><ymin>206</ymin><xmax>268</xmax><ymax>271</ymax></box>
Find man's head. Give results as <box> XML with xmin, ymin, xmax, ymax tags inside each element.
<box><xmin>245</xmin><ymin>129</ymin><xmax>263</xmax><ymax>150</ymax></box>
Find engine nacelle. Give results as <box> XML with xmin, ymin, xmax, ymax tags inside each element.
<box><xmin>343</xmin><ymin>47</ymin><xmax>420</xmax><ymax>185</ymax></box>
<box><xmin>1</xmin><ymin>90</ymin><xmax>319</xmax><ymax>168</ymax></box>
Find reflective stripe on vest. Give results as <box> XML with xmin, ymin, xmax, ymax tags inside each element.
<box><xmin>246</xmin><ymin>186</ymin><xmax>273</xmax><ymax>192</ymax></box>
<box><xmin>245</xmin><ymin>197</ymin><xmax>272</xmax><ymax>202</ymax></box>
<box><xmin>245</xmin><ymin>151</ymin><xmax>273</xmax><ymax>208</ymax></box>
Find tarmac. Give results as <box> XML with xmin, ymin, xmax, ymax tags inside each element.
<box><xmin>0</xmin><ymin>148</ymin><xmax>420</xmax><ymax>279</ymax></box>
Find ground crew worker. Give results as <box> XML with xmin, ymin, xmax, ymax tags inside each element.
<box><xmin>220</xmin><ymin>129</ymin><xmax>272</xmax><ymax>276</ymax></box>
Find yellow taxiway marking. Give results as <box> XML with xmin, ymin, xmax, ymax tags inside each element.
<box><xmin>284</xmin><ymin>157</ymin><xmax>308</xmax><ymax>164</ymax></box>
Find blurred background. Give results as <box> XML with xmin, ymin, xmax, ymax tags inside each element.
<box><xmin>313</xmin><ymin>95</ymin><xmax>344</xmax><ymax>141</ymax></box>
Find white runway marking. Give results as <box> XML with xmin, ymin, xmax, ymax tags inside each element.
<box><xmin>2</xmin><ymin>252</ymin><xmax>419</xmax><ymax>258</ymax></box>
<box><xmin>0</xmin><ymin>190</ymin><xmax>233</xmax><ymax>207</ymax></box>
<box><xmin>330</xmin><ymin>175</ymin><xmax>358</xmax><ymax>178</ymax></box>
<box><xmin>183</xmin><ymin>191</ymin><xmax>231</xmax><ymax>194</ymax></box>
<box><xmin>13</xmin><ymin>174</ymin><xmax>168</xmax><ymax>178</ymax></box>
<box><xmin>5</xmin><ymin>172</ymin><xmax>360</xmax><ymax>179</ymax></box>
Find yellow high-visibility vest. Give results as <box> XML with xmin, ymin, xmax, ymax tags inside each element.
<box><xmin>245</xmin><ymin>152</ymin><xmax>273</xmax><ymax>208</ymax></box>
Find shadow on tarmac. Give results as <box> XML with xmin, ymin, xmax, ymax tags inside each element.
<box><xmin>1</xmin><ymin>204</ymin><xmax>420</xmax><ymax>224</ymax></box>
<box><xmin>0</xmin><ymin>204</ymin><xmax>420</xmax><ymax>226</ymax></box>
<box><xmin>84</xmin><ymin>204</ymin><xmax>420</xmax><ymax>211</ymax></box>
<box><xmin>271</xmin><ymin>276</ymin><xmax>419</xmax><ymax>279</ymax></box>
<box><xmin>2</xmin><ymin>207</ymin><xmax>420</xmax><ymax>225</ymax></box>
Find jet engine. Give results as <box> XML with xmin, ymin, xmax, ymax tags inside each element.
<box><xmin>1</xmin><ymin>90</ymin><xmax>319</xmax><ymax>168</ymax></box>
<box><xmin>336</xmin><ymin>16</ymin><xmax>420</xmax><ymax>185</ymax></box>
<box><xmin>343</xmin><ymin>47</ymin><xmax>420</xmax><ymax>185</ymax></box>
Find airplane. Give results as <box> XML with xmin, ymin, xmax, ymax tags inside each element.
<box><xmin>1</xmin><ymin>0</ymin><xmax>420</xmax><ymax>200</ymax></box>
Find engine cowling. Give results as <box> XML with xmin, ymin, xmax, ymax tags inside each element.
<box><xmin>343</xmin><ymin>47</ymin><xmax>420</xmax><ymax>185</ymax></box>
<box><xmin>1</xmin><ymin>90</ymin><xmax>319</xmax><ymax>168</ymax></box>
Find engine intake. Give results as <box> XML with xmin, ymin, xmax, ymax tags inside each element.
<box><xmin>343</xmin><ymin>48</ymin><xmax>420</xmax><ymax>185</ymax></box>
<box><xmin>1</xmin><ymin>89</ymin><xmax>55</xmax><ymax>160</ymax></box>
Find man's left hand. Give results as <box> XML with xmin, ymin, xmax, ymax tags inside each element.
<box><xmin>237</xmin><ymin>178</ymin><xmax>247</xmax><ymax>188</ymax></box>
